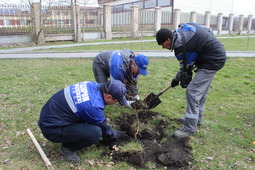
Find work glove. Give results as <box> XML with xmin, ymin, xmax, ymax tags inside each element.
<box><xmin>126</xmin><ymin>100</ymin><xmax>135</xmax><ymax>109</ymax></box>
<box><xmin>126</xmin><ymin>94</ymin><xmax>140</xmax><ymax>101</ymax></box>
<box><xmin>133</xmin><ymin>94</ymin><xmax>140</xmax><ymax>100</ymax></box>
<box><xmin>180</xmin><ymin>71</ymin><xmax>192</xmax><ymax>88</ymax></box>
<box><xmin>102</xmin><ymin>131</ymin><xmax>129</xmax><ymax>144</ymax></box>
<box><xmin>171</xmin><ymin>78</ymin><xmax>179</xmax><ymax>87</ymax></box>
<box><xmin>112</xmin><ymin>130</ymin><xmax>128</xmax><ymax>139</ymax></box>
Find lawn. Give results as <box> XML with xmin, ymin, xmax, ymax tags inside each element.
<box><xmin>29</xmin><ymin>36</ymin><xmax>255</xmax><ymax>52</ymax></box>
<box><xmin>0</xmin><ymin>56</ymin><xmax>254</xmax><ymax>169</ymax></box>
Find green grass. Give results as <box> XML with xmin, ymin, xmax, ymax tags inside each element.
<box><xmin>32</xmin><ymin>36</ymin><xmax>255</xmax><ymax>52</ymax></box>
<box><xmin>219</xmin><ymin>36</ymin><xmax>255</xmax><ymax>51</ymax></box>
<box><xmin>0</xmin><ymin>56</ymin><xmax>254</xmax><ymax>169</ymax></box>
<box><xmin>1</xmin><ymin>35</ymin><xmax>254</xmax><ymax>51</ymax></box>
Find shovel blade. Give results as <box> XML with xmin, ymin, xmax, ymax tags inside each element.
<box><xmin>143</xmin><ymin>92</ymin><xmax>162</xmax><ymax>110</ymax></box>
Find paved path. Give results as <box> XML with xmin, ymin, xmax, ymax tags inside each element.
<box><xmin>1</xmin><ymin>50</ymin><xmax>255</xmax><ymax>58</ymax></box>
<box><xmin>0</xmin><ymin>40</ymin><xmax>156</xmax><ymax>54</ymax></box>
<box><xmin>0</xmin><ymin>38</ymin><xmax>255</xmax><ymax>58</ymax></box>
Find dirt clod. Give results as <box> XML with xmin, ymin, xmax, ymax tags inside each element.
<box><xmin>112</xmin><ymin>151</ymin><xmax>146</xmax><ymax>168</ymax></box>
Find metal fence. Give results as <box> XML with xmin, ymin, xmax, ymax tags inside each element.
<box><xmin>111</xmin><ymin>9</ymin><xmax>172</xmax><ymax>32</ymax></box>
<box><xmin>0</xmin><ymin>3</ymin><xmax>254</xmax><ymax>37</ymax></box>
<box><xmin>112</xmin><ymin>10</ymin><xmax>131</xmax><ymax>32</ymax></box>
<box><xmin>180</xmin><ymin>12</ymin><xmax>190</xmax><ymax>24</ymax></box>
<box><xmin>42</xmin><ymin>6</ymin><xmax>104</xmax><ymax>34</ymax></box>
<box><xmin>80</xmin><ymin>7</ymin><xmax>102</xmax><ymax>32</ymax></box>
<box><xmin>139</xmin><ymin>9</ymin><xmax>155</xmax><ymax>31</ymax></box>
<box><xmin>196</xmin><ymin>13</ymin><xmax>205</xmax><ymax>25</ymax></box>
<box><xmin>0</xmin><ymin>4</ymin><xmax>32</xmax><ymax>36</ymax></box>
<box><xmin>161</xmin><ymin>11</ymin><xmax>172</xmax><ymax>28</ymax></box>
<box><xmin>210</xmin><ymin>15</ymin><xmax>218</xmax><ymax>28</ymax></box>
<box><xmin>0</xmin><ymin>4</ymin><xmax>174</xmax><ymax>36</ymax></box>
<box><xmin>42</xmin><ymin>5</ymin><xmax>73</xmax><ymax>34</ymax></box>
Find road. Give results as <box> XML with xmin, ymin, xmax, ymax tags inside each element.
<box><xmin>0</xmin><ymin>39</ymin><xmax>255</xmax><ymax>58</ymax></box>
<box><xmin>1</xmin><ymin>51</ymin><xmax>255</xmax><ymax>59</ymax></box>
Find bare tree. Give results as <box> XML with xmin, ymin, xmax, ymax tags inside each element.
<box><xmin>56</xmin><ymin>0</ymin><xmax>91</xmax><ymax>6</ymax></box>
<box><xmin>68</xmin><ymin>0</ymin><xmax>91</xmax><ymax>42</ymax></box>
<box><xmin>1</xmin><ymin>0</ymin><xmax>96</xmax><ymax>44</ymax></box>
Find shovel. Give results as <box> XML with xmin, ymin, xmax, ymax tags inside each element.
<box><xmin>143</xmin><ymin>84</ymin><xmax>172</xmax><ymax>110</ymax></box>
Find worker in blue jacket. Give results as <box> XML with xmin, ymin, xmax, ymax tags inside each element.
<box><xmin>92</xmin><ymin>49</ymin><xmax>149</xmax><ymax>101</ymax></box>
<box><xmin>156</xmin><ymin>23</ymin><xmax>226</xmax><ymax>138</ymax></box>
<box><xmin>38</xmin><ymin>80</ymin><xmax>128</xmax><ymax>163</ymax></box>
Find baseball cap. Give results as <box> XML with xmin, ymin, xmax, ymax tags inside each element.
<box><xmin>134</xmin><ymin>54</ymin><xmax>149</xmax><ymax>75</ymax></box>
<box><xmin>156</xmin><ymin>28</ymin><xmax>172</xmax><ymax>45</ymax></box>
<box><xmin>105</xmin><ymin>80</ymin><xmax>127</xmax><ymax>106</ymax></box>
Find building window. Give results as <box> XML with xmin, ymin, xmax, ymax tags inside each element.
<box><xmin>158</xmin><ymin>0</ymin><xmax>171</xmax><ymax>7</ymax></box>
<box><xmin>144</xmin><ymin>0</ymin><xmax>156</xmax><ymax>9</ymax></box>
<box><xmin>3</xmin><ymin>20</ymin><xmax>10</xmax><ymax>26</ymax></box>
<box><xmin>133</xmin><ymin>1</ymin><xmax>143</xmax><ymax>8</ymax></box>
<box><xmin>123</xmin><ymin>3</ymin><xmax>132</xmax><ymax>11</ymax></box>
<box><xmin>112</xmin><ymin>0</ymin><xmax>172</xmax><ymax>13</ymax></box>
<box><xmin>113</xmin><ymin>5</ymin><xmax>123</xmax><ymax>13</ymax></box>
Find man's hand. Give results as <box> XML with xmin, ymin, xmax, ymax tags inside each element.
<box><xmin>171</xmin><ymin>78</ymin><xmax>179</xmax><ymax>87</ymax></box>
<box><xmin>126</xmin><ymin>100</ymin><xmax>135</xmax><ymax>109</ymax></box>
<box><xmin>113</xmin><ymin>131</ymin><xmax>128</xmax><ymax>139</ymax></box>
<box><xmin>133</xmin><ymin>94</ymin><xmax>140</xmax><ymax>100</ymax></box>
<box><xmin>102</xmin><ymin>131</ymin><xmax>128</xmax><ymax>143</ymax></box>
<box><xmin>126</xmin><ymin>95</ymin><xmax>140</xmax><ymax>101</ymax></box>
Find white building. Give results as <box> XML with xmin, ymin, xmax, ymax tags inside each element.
<box><xmin>104</xmin><ymin>0</ymin><xmax>255</xmax><ymax>17</ymax></box>
<box><xmin>174</xmin><ymin>0</ymin><xmax>255</xmax><ymax>16</ymax></box>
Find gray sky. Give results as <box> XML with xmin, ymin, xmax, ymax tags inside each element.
<box><xmin>233</xmin><ymin>0</ymin><xmax>255</xmax><ymax>15</ymax></box>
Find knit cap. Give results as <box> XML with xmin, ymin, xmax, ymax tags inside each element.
<box><xmin>156</xmin><ymin>28</ymin><xmax>173</xmax><ymax>45</ymax></box>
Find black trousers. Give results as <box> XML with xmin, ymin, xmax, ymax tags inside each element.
<box><xmin>92</xmin><ymin>57</ymin><xmax>109</xmax><ymax>83</ymax></box>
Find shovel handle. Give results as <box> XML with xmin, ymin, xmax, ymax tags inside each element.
<box><xmin>161</xmin><ymin>84</ymin><xmax>172</xmax><ymax>93</ymax></box>
<box><xmin>155</xmin><ymin>84</ymin><xmax>172</xmax><ymax>97</ymax></box>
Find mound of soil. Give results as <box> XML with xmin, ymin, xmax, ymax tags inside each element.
<box><xmin>101</xmin><ymin>111</ymin><xmax>193</xmax><ymax>169</ymax></box>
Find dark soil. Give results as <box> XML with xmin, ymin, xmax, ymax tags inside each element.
<box><xmin>130</xmin><ymin>100</ymin><xmax>148</xmax><ymax>110</ymax></box>
<box><xmin>101</xmin><ymin>111</ymin><xmax>192</xmax><ymax>169</ymax></box>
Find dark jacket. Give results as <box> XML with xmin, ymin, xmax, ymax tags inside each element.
<box><xmin>95</xmin><ymin>49</ymin><xmax>138</xmax><ymax>95</ymax></box>
<box><xmin>172</xmin><ymin>23</ymin><xmax>226</xmax><ymax>71</ymax></box>
<box><xmin>38</xmin><ymin>81</ymin><xmax>116</xmax><ymax>140</ymax></box>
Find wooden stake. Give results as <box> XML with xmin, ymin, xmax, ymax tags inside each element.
<box><xmin>26</xmin><ymin>128</ymin><xmax>54</xmax><ymax>170</ymax></box>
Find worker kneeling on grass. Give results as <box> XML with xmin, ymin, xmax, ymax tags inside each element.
<box><xmin>38</xmin><ymin>80</ymin><xmax>128</xmax><ymax>163</ymax></box>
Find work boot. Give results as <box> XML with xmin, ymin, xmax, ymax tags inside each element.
<box><xmin>177</xmin><ymin>117</ymin><xmax>185</xmax><ymax>123</ymax></box>
<box><xmin>59</xmin><ymin>145</ymin><xmax>80</xmax><ymax>163</ymax></box>
<box><xmin>177</xmin><ymin>117</ymin><xmax>202</xmax><ymax>127</ymax></box>
<box><xmin>173</xmin><ymin>129</ymin><xmax>195</xmax><ymax>138</ymax></box>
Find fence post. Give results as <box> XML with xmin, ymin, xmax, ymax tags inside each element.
<box><xmin>131</xmin><ymin>5</ymin><xmax>139</xmax><ymax>38</ymax></box>
<box><xmin>75</xmin><ymin>5</ymin><xmax>81</xmax><ymax>42</ymax></box>
<box><xmin>173</xmin><ymin>9</ymin><xmax>181</xmax><ymax>29</ymax></box>
<box><xmin>238</xmin><ymin>14</ymin><xmax>244</xmax><ymax>35</ymax></box>
<box><xmin>71</xmin><ymin>3</ymin><xmax>81</xmax><ymax>42</ymax></box>
<box><xmin>204</xmin><ymin>11</ymin><xmax>211</xmax><ymax>27</ymax></box>
<box><xmin>247</xmin><ymin>15</ymin><xmax>253</xmax><ymax>34</ymax></box>
<box><xmin>190</xmin><ymin>11</ymin><xmax>197</xmax><ymax>23</ymax></box>
<box><xmin>217</xmin><ymin>13</ymin><xmax>223</xmax><ymax>35</ymax></box>
<box><xmin>228</xmin><ymin>14</ymin><xmax>234</xmax><ymax>35</ymax></box>
<box><xmin>71</xmin><ymin>2</ymin><xmax>76</xmax><ymax>42</ymax></box>
<box><xmin>103</xmin><ymin>4</ymin><xmax>112</xmax><ymax>40</ymax></box>
<box><xmin>31</xmin><ymin>2</ymin><xmax>45</xmax><ymax>45</ymax></box>
<box><xmin>154</xmin><ymin>6</ymin><xmax>161</xmax><ymax>35</ymax></box>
